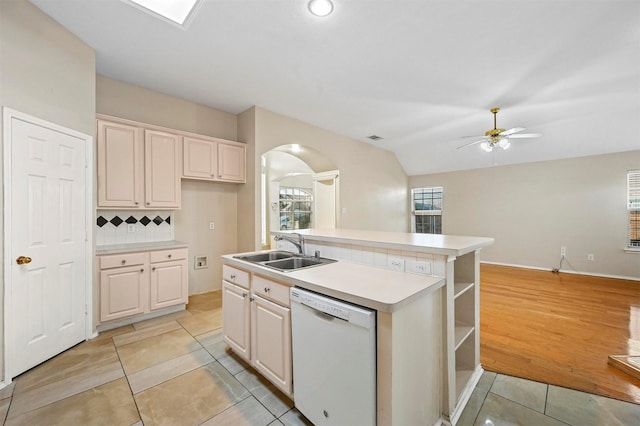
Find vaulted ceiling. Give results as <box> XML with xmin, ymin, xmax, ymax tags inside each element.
<box><xmin>30</xmin><ymin>0</ymin><xmax>640</xmax><ymax>175</ymax></box>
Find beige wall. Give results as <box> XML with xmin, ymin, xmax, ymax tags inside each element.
<box><xmin>0</xmin><ymin>0</ymin><xmax>96</xmax><ymax>381</ymax></box>
<box><xmin>96</xmin><ymin>76</ymin><xmax>240</xmax><ymax>294</ymax></box>
<box><xmin>409</xmin><ymin>151</ymin><xmax>640</xmax><ymax>279</ymax></box>
<box><xmin>237</xmin><ymin>106</ymin><xmax>409</xmax><ymax>251</ymax></box>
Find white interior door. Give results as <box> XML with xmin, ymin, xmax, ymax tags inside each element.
<box><xmin>4</xmin><ymin>110</ymin><xmax>91</xmax><ymax>378</ymax></box>
<box><xmin>312</xmin><ymin>170</ymin><xmax>339</xmax><ymax>229</ymax></box>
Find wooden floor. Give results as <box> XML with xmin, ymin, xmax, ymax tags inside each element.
<box><xmin>480</xmin><ymin>263</ymin><xmax>640</xmax><ymax>405</ymax></box>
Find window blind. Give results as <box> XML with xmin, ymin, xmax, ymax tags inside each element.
<box><xmin>629</xmin><ymin>170</ymin><xmax>640</xmax><ymax>248</ymax></box>
<box><xmin>629</xmin><ymin>170</ymin><xmax>640</xmax><ymax>210</ymax></box>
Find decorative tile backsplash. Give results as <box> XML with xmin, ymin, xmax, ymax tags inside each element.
<box><xmin>96</xmin><ymin>210</ymin><xmax>174</xmax><ymax>246</ymax></box>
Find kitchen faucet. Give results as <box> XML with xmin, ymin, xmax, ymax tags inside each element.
<box><xmin>274</xmin><ymin>233</ymin><xmax>305</xmax><ymax>255</ymax></box>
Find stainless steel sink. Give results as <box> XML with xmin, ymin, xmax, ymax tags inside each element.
<box><xmin>235</xmin><ymin>251</ymin><xmax>294</xmax><ymax>262</ymax></box>
<box><xmin>233</xmin><ymin>250</ymin><xmax>336</xmax><ymax>272</ymax></box>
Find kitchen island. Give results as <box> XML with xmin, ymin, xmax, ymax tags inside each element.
<box><xmin>223</xmin><ymin>228</ymin><xmax>493</xmax><ymax>425</ymax></box>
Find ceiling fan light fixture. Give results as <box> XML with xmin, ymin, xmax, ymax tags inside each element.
<box><xmin>498</xmin><ymin>138</ymin><xmax>511</xmax><ymax>150</ymax></box>
<box><xmin>480</xmin><ymin>141</ymin><xmax>493</xmax><ymax>152</ymax></box>
<box><xmin>308</xmin><ymin>0</ymin><xmax>334</xmax><ymax>17</ymax></box>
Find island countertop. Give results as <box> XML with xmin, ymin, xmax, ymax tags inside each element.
<box><xmin>222</xmin><ymin>253</ymin><xmax>444</xmax><ymax>312</ymax></box>
<box><xmin>274</xmin><ymin>228</ymin><xmax>494</xmax><ymax>256</ymax></box>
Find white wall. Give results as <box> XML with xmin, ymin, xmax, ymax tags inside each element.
<box><xmin>0</xmin><ymin>0</ymin><xmax>96</xmax><ymax>381</ymax></box>
<box><xmin>409</xmin><ymin>150</ymin><xmax>640</xmax><ymax>279</ymax></box>
<box><xmin>96</xmin><ymin>76</ymin><xmax>240</xmax><ymax>294</ymax></box>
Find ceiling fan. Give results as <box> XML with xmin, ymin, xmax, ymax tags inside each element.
<box><xmin>457</xmin><ymin>107</ymin><xmax>542</xmax><ymax>152</ymax></box>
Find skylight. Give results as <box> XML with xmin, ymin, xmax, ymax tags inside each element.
<box><xmin>125</xmin><ymin>0</ymin><xmax>201</xmax><ymax>26</ymax></box>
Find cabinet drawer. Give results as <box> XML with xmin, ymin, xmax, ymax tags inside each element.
<box><xmin>99</xmin><ymin>252</ymin><xmax>147</xmax><ymax>270</ymax></box>
<box><xmin>223</xmin><ymin>264</ymin><xmax>250</xmax><ymax>289</ymax></box>
<box><xmin>253</xmin><ymin>275</ymin><xmax>290</xmax><ymax>307</ymax></box>
<box><xmin>150</xmin><ymin>248</ymin><xmax>188</xmax><ymax>263</ymax></box>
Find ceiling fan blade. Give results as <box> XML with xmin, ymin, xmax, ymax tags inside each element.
<box><xmin>508</xmin><ymin>133</ymin><xmax>542</xmax><ymax>139</ymax></box>
<box><xmin>461</xmin><ymin>134</ymin><xmax>486</xmax><ymax>139</ymax></box>
<box><xmin>457</xmin><ymin>139</ymin><xmax>487</xmax><ymax>149</ymax></box>
<box><xmin>500</xmin><ymin>127</ymin><xmax>526</xmax><ymax>136</ymax></box>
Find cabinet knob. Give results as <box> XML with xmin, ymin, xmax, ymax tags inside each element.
<box><xmin>140</xmin><ymin>268</ymin><xmax>144</xmax><ymax>273</ymax></box>
<box><xmin>152</xmin><ymin>267</ymin><xmax>156</xmax><ymax>271</ymax></box>
<box><xmin>121</xmin><ymin>260</ymin><xmax>126</xmax><ymax>265</ymax></box>
<box><xmin>230</xmin><ymin>274</ymin><xmax>236</xmax><ymax>280</ymax></box>
<box><xmin>146</xmin><ymin>202</ymin><xmax>150</xmax><ymax>205</ymax></box>
<box><xmin>264</xmin><ymin>287</ymin><xmax>270</xmax><ymax>293</ymax></box>
<box><xmin>249</xmin><ymin>297</ymin><xmax>254</xmax><ymax>302</ymax></box>
<box><xmin>168</xmin><ymin>254</ymin><xmax>172</xmax><ymax>258</ymax></box>
<box><xmin>135</xmin><ymin>202</ymin><xmax>139</xmax><ymax>205</ymax></box>
<box><xmin>242</xmin><ymin>292</ymin><xmax>247</xmax><ymax>298</ymax></box>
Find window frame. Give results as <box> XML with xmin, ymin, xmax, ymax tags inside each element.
<box><xmin>628</xmin><ymin>170</ymin><xmax>640</xmax><ymax>249</ymax></box>
<box><xmin>279</xmin><ymin>186</ymin><xmax>313</xmax><ymax>231</ymax></box>
<box><xmin>411</xmin><ymin>186</ymin><xmax>443</xmax><ymax>234</ymax></box>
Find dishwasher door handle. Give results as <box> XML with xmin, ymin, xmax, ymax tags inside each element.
<box><xmin>302</xmin><ymin>302</ymin><xmax>347</xmax><ymax>322</ymax></box>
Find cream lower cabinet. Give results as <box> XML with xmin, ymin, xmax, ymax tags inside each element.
<box><xmin>150</xmin><ymin>248</ymin><xmax>189</xmax><ymax>310</ymax></box>
<box><xmin>100</xmin><ymin>264</ymin><xmax>148</xmax><ymax>322</ymax></box>
<box><xmin>222</xmin><ymin>265</ymin><xmax>292</xmax><ymax>397</ymax></box>
<box><xmin>98</xmin><ymin>248</ymin><xmax>188</xmax><ymax>324</ymax></box>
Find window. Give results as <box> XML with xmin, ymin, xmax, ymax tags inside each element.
<box><xmin>628</xmin><ymin>170</ymin><xmax>640</xmax><ymax>248</ymax></box>
<box><xmin>280</xmin><ymin>187</ymin><xmax>312</xmax><ymax>230</ymax></box>
<box><xmin>412</xmin><ymin>187</ymin><xmax>443</xmax><ymax>234</ymax></box>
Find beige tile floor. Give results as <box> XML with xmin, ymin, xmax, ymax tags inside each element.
<box><xmin>2</xmin><ymin>290</ymin><xmax>639</xmax><ymax>426</ymax></box>
<box><xmin>0</xmin><ymin>291</ymin><xmax>310</xmax><ymax>426</ymax></box>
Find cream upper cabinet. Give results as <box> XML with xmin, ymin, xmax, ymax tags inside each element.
<box><xmin>97</xmin><ymin>119</ymin><xmax>182</xmax><ymax>209</ymax></box>
<box><xmin>97</xmin><ymin>120</ymin><xmax>144</xmax><ymax>208</ymax></box>
<box><xmin>183</xmin><ymin>137</ymin><xmax>246</xmax><ymax>183</ymax></box>
<box><xmin>218</xmin><ymin>143</ymin><xmax>246</xmax><ymax>182</ymax></box>
<box><xmin>144</xmin><ymin>130</ymin><xmax>182</xmax><ymax>209</ymax></box>
<box><xmin>183</xmin><ymin>136</ymin><xmax>218</xmax><ymax>179</ymax></box>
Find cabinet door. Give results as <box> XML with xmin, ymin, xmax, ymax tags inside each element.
<box><xmin>150</xmin><ymin>259</ymin><xmax>188</xmax><ymax>310</ymax></box>
<box><xmin>218</xmin><ymin>144</ymin><xmax>246</xmax><ymax>182</ymax></box>
<box><xmin>251</xmin><ymin>294</ymin><xmax>292</xmax><ymax>396</ymax></box>
<box><xmin>222</xmin><ymin>280</ymin><xmax>251</xmax><ymax>361</ymax></box>
<box><xmin>100</xmin><ymin>265</ymin><xmax>148</xmax><ymax>322</ymax></box>
<box><xmin>144</xmin><ymin>130</ymin><xmax>182</xmax><ymax>208</ymax></box>
<box><xmin>97</xmin><ymin>120</ymin><xmax>143</xmax><ymax>208</ymax></box>
<box><xmin>183</xmin><ymin>137</ymin><xmax>217</xmax><ymax>180</ymax></box>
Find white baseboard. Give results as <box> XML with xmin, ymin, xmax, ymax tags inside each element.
<box><xmin>481</xmin><ymin>260</ymin><xmax>640</xmax><ymax>282</ymax></box>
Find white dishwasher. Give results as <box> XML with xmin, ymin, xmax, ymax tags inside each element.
<box><xmin>290</xmin><ymin>287</ymin><xmax>376</xmax><ymax>426</ymax></box>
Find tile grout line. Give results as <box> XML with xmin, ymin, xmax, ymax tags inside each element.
<box><xmin>111</xmin><ymin>335</ymin><xmax>145</xmax><ymax>425</ymax></box>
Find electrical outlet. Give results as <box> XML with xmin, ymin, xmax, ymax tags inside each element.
<box><xmin>560</xmin><ymin>246</ymin><xmax>566</xmax><ymax>256</ymax></box>
<box><xmin>127</xmin><ymin>224</ymin><xmax>135</xmax><ymax>233</ymax></box>
<box><xmin>387</xmin><ymin>257</ymin><xmax>405</xmax><ymax>272</ymax></box>
<box><xmin>407</xmin><ymin>260</ymin><xmax>432</xmax><ymax>275</ymax></box>
<box><xmin>587</xmin><ymin>253</ymin><xmax>594</xmax><ymax>261</ymax></box>
<box><xmin>209</xmin><ymin>222</ymin><xmax>215</xmax><ymax>230</ymax></box>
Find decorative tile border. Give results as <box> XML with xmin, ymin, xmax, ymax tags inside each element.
<box><xmin>97</xmin><ymin>214</ymin><xmax>171</xmax><ymax>227</ymax></box>
<box><xmin>96</xmin><ymin>210</ymin><xmax>175</xmax><ymax>246</ymax></box>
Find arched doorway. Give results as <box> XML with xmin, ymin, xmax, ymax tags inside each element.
<box><xmin>261</xmin><ymin>145</ymin><xmax>339</xmax><ymax>249</ymax></box>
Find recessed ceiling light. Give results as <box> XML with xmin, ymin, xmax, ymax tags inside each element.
<box><xmin>308</xmin><ymin>0</ymin><xmax>334</xmax><ymax>17</ymax></box>
<box><xmin>124</xmin><ymin>0</ymin><xmax>201</xmax><ymax>26</ymax></box>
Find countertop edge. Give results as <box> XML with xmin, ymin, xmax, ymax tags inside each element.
<box><xmin>272</xmin><ymin>229</ymin><xmax>494</xmax><ymax>257</ymax></box>
<box><xmin>97</xmin><ymin>240</ymin><xmax>189</xmax><ymax>255</ymax></box>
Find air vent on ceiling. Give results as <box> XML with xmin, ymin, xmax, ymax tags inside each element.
<box><xmin>367</xmin><ymin>135</ymin><xmax>383</xmax><ymax>141</ymax></box>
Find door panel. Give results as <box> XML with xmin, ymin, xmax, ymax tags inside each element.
<box><xmin>222</xmin><ymin>281</ymin><xmax>250</xmax><ymax>361</ymax></box>
<box><xmin>9</xmin><ymin>116</ymin><xmax>88</xmax><ymax>377</ymax></box>
<box><xmin>150</xmin><ymin>260</ymin><xmax>187</xmax><ymax>310</ymax></box>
